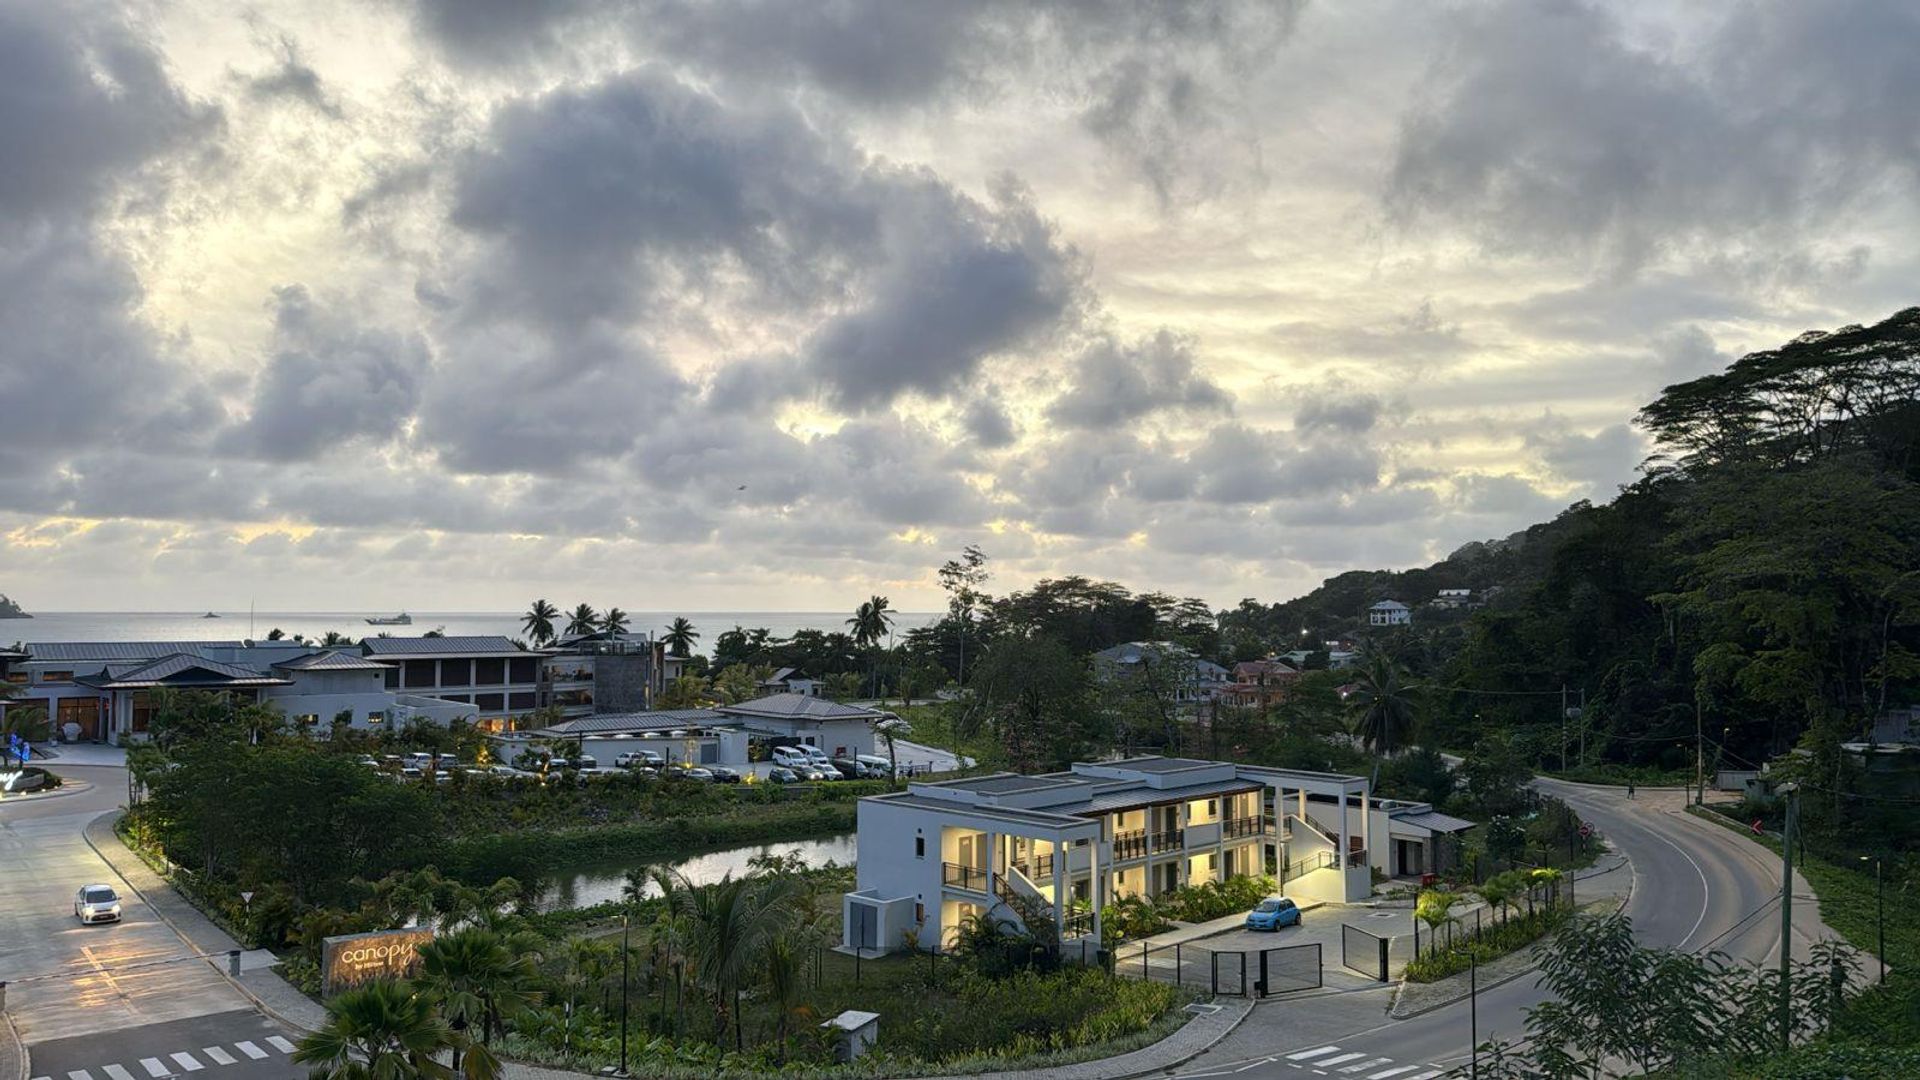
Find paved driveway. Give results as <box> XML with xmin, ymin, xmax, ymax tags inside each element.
<box><xmin>0</xmin><ymin>767</ymin><xmax>259</xmax><ymax>1045</ymax></box>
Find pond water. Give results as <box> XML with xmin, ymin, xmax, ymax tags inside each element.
<box><xmin>536</xmin><ymin>833</ymin><xmax>859</xmax><ymax>911</ymax></box>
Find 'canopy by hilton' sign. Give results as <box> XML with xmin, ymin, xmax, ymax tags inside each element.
<box><xmin>320</xmin><ymin>927</ymin><xmax>435</xmax><ymax>996</ymax></box>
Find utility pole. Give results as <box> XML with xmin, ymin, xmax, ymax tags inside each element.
<box><xmin>1694</xmin><ymin>696</ymin><xmax>1705</xmax><ymax>805</ymax></box>
<box><xmin>1778</xmin><ymin>785</ymin><xmax>1797</xmax><ymax>1053</ymax></box>
<box><xmin>1560</xmin><ymin>684</ymin><xmax>1568</xmax><ymax>771</ymax></box>
<box><xmin>1469</xmin><ymin>951</ymin><xmax>1479</xmax><ymax>1080</ymax></box>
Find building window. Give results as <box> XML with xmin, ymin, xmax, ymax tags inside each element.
<box><xmin>366</xmin><ymin>711</ymin><xmax>385</xmax><ymax>724</ymax></box>
<box><xmin>440</xmin><ymin>660</ymin><xmax>472</xmax><ymax>687</ymax></box>
<box><xmin>440</xmin><ymin>695</ymin><xmax>470</xmax><ymax>705</ymax></box>
<box><xmin>404</xmin><ymin>659</ymin><xmax>437</xmax><ymax>688</ymax></box>
<box><xmin>509</xmin><ymin>657</ymin><xmax>537</xmax><ymax>683</ymax></box>
<box><xmin>1207</xmin><ymin>852</ymin><xmax>1218</xmax><ymax>871</ymax></box>
<box><xmin>384</xmin><ymin>667</ymin><xmax>399</xmax><ymax>689</ymax></box>
<box><xmin>915</xmin><ymin>836</ymin><xmax>925</xmax><ymax>859</ymax></box>
<box><xmin>1207</xmin><ymin>799</ymin><xmax>1219</xmax><ymax>817</ymax></box>
<box><xmin>5</xmin><ymin>672</ymin><xmax>27</xmax><ymax>684</ymax></box>
<box><xmin>475</xmin><ymin>692</ymin><xmax>505</xmax><ymax>712</ymax></box>
<box><xmin>508</xmin><ymin>691</ymin><xmax>537</xmax><ymax>710</ymax></box>
<box><xmin>131</xmin><ymin>692</ymin><xmax>153</xmax><ymax>733</ymax></box>
<box><xmin>475</xmin><ymin>657</ymin><xmax>506</xmax><ymax>685</ymax></box>
<box><xmin>295</xmin><ymin>714</ymin><xmax>319</xmax><ymax>727</ymax></box>
<box><xmin>40</xmin><ymin>670</ymin><xmax>73</xmax><ymax>682</ymax></box>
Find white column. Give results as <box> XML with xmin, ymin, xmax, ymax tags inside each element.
<box><xmin>1361</xmin><ymin>789</ymin><xmax>1372</xmax><ymax>865</ymax></box>
<box><xmin>1052</xmin><ymin>837</ymin><xmax>1067</xmax><ymax>947</ymax></box>
<box><xmin>985</xmin><ymin>829</ymin><xmax>999</xmax><ymax>909</ymax></box>
<box><xmin>1336</xmin><ymin>787</ymin><xmax>1349</xmax><ymax>874</ymax></box>
<box><xmin>1090</xmin><ymin>838</ymin><xmax>1104</xmax><ymax>944</ymax></box>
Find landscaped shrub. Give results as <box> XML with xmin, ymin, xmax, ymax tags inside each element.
<box><xmin>1157</xmin><ymin>874</ymin><xmax>1275</xmax><ymax>923</ymax></box>
<box><xmin>1403</xmin><ymin>904</ymin><xmax>1571</xmax><ymax>982</ymax></box>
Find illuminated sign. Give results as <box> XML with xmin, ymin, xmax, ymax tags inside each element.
<box><xmin>321</xmin><ymin>927</ymin><xmax>435</xmax><ymax>996</ymax></box>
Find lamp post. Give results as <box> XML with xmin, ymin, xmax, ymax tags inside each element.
<box><xmin>1860</xmin><ymin>855</ymin><xmax>1885</xmax><ymax>985</ymax></box>
<box><xmin>1469</xmin><ymin>951</ymin><xmax>1479</xmax><ymax>1080</ymax></box>
<box><xmin>619</xmin><ymin>913</ymin><xmax>631</xmax><ymax>1075</ymax></box>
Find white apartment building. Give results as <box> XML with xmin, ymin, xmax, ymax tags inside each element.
<box><xmin>841</xmin><ymin>756</ymin><xmax>1379</xmax><ymax>957</ymax></box>
<box><xmin>1368</xmin><ymin>600</ymin><xmax>1413</xmax><ymax>627</ymax></box>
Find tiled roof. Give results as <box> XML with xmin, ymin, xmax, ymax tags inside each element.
<box><xmin>28</xmin><ymin>641</ymin><xmax>245</xmax><ymax>663</ymax></box>
<box><xmin>539</xmin><ymin>709</ymin><xmax>731</xmax><ymax>735</ymax></box>
<box><xmin>718</xmin><ymin>692</ymin><xmax>884</xmax><ymax>722</ymax></box>
<box><xmin>1074</xmin><ymin>777</ymin><xmax>1262</xmax><ymax>816</ymax></box>
<box><xmin>74</xmin><ymin>653</ymin><xmax>292</xmax><ymax>689</ymax></box>
<box><xmin>360</xmin><ymin>635</ymin><xmax>523</xmax><ymax>656</ymax></box>
<box><xmin>272</xmin><ymin>650</ymin><xmax>393</xmax><ymax>672</ymax></box>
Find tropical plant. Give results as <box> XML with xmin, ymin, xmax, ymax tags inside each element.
<box><xmin>415</xmin><ymin>927</ymin><xmax>541</xmax><ymax>1051</ymax></box>
<box><xmin>292</xmin><ymin>979</ymin><xmax>478</xmax><ymax>1080</ymax></box>
<box><xmin>601</xmin><ymin>607</ymin><xmax>630</xmax><ymax>635</ymax></box>
<box><xmin>847</xmin><ymin>595</ymin><xmax>895</xmax><ymax>648</ymax></box>
<box><xmin>564</xmin><ymin>603</ymin><xmax>599</xmax><ymax>639</ymax></box>
<box><xmin>762</xmin><ymin>935</ymin><xmax>815</xmax><ymax>1063</ymax></box>
<box><xmin>665</xmin><ymin>869</ymin><xmax>806</xmax><ymax>1051</ymax></box>
<box><xmin>1346</xmin><ymin>652</ymin><xmax>1418</xmax><ymax>755</ymax></box>
<box><xmin>873</xmin><ymin>715</ymin><xmax>911</xmax><ymax>786</ymax></box>
<box><xmin>521</xmin><ymin>600</ymin><xmax>560</xmax><ymax>647</ymax></box>
<box><xmin>320</xmin><ymin>630</ymin><xmax>351</xmax><ymax>647</ymax></box>
<box><xmin>663</xmin><ymin>617</ymin><xmax>700</xmax><ymax>657</ymax></box>
<box><xmin>1413</xmin><ymin>889</ymin><xmax>1459</xmax><ymax>958</ymax></box>
<box><xmin>656</xmin><ymin>675</ymin><xmax>712</xmax><ymax>709</ymax></box>
<box><xmin>1</xmin><ymin>704</ymin><xmax>49</xmax><ymax>764</ymax></box>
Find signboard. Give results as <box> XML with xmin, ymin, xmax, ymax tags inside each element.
<box><xmin>1577</xmin><ymin>822</ymin><xmax>1593</xmax><ymax>839</ymax></box>
<box><xmin>321</xmin><ymin>927</ymin><xmax>434</xmax><ymax>996</ymax></box>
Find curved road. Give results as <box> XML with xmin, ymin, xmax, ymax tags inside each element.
<box><xmin>1175</xmin><ymin>782</ymin><xmax>1839</xmax><ymax>1079</ymax></box>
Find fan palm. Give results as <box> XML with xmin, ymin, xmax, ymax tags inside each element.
<box><xmin>564</xmin><ymin>603</ymin><xmax>599</xmax><ymax>639</ymax></box>
<box><xmin>663</xmin><ymin>617</ymin><xmax>699</xmax><ymax>657</ymax></box>
<box><xmin>415</xmin><ymin>928</ymin><xmax>540</xmax><ymax>1051</ymax></box>
<box><xmin>292</xmin><ymin>979</ymin><xmax>475</xmax><ymax>1080</ymax></box>
<box><xmin>1347</xmin><ymin>653</ymin><xmax>1418</xmax><ymax>756</ymax></box>
<box><xmin>521</xmin><ymin>600</ymin><xmax>560</xmax><ymax>647</ymax></box>
<box><xmin>602</xmin><ymin>607</ymin><xmax>630</xmax><ymax>635</ymax></box>
<box><xmin>667</xmin><ymin>870</ymin><xmax>806</xmax><ymax>1051</ymax></box>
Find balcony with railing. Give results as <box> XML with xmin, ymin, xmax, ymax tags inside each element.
<box><xmin>1222</xmin><ymin>815</ymin><xmax>1266</xmax><ymax>839</ymax></box>
<box><xmin>942</xmin><ymin>862</ymin><xmax>988</xmax><ymax>892</ymax></box>
<box><xmin>1013</xmin><ymin>853</ymin><xmax>1055</xmax><ymax>880</ymax></box>
<box><xmin>1062</xmin><ymin>909</ymin><xmax>1096</xmax><ymax>939</ymax></box>
<box><xmin>1150</xmin><ymin>829</ymin><xmax>1184</xmax><ymax>854</ymax></box>
<box><xmin>1112</xmin><ymin>829</ymin><xmax>1148</xmax><ymax>861</ymax></box>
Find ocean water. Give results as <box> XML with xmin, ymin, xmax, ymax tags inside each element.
<box><xmin>0</xmin><ymin>611</ymin><xmax>939</xmax><ymax>648</ymax></box>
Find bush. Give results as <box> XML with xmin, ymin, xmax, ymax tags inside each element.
<box><xmin>1404</xmin><ymin>904</ymin><xmax>1571</xmax><ymax>983</ymax></box>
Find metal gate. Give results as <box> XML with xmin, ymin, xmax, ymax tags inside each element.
<box><xmin>1210</xmin><ymin>949</ymin><xmax>1246</xmax><ymax>996</ymax></box>
<box><xmin>1342</xmin><ymin>924</ymin><xmax>1388</xmax><ymax>982</ymax></box>
<box><xmin>1257</xmin><ymin>943</ymin><xmax>1322</xmax><ymax>995</ymax></box>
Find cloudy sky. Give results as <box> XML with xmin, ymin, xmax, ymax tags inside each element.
<box><xmin>4</xmin><ymin>0</ymin><xmax>1917</xmax><ymax>613</ymax></box>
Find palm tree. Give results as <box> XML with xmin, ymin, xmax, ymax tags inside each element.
<box><xmin>602</xmin><ymin>607</ymin><xmax>630</xmax><ymax>635</ymax></box>
<box><xmin>663</xmin><ymin>617</ymin><xmax>699</xmax><ymax>657</ymax></box>
<box><xmin>293</xmin><ymin>979</ymin><xmax>479</xmax><ymax>1080</ymax></box>
<box><xmin>763</xmin><ymin>935</ymin><xmax>815</xmax><ymax>1064</ymax></box>
<box><xmin>521</xmin><ymin>600</ymin><xmax>560</xmax><ymax>647</ymax></box>
<box><xmin>1414</xmin><ymin>890</ymin><xmax>1459</xmax><ymax>959</ymax></box>
<box><xmin>564</xmin><ymin>603</ymin><xmax>599</xmax><ymax>639</ymax></box>
<box><xmin>846</xmin><ymin>595</ymin><xmax>895</xmax><ymax>647</ymax></box>
<box><xmin>668</xmin><ymin>870</ymin><xmax>806</xmax><ymax>1051</ymax></box>
<box><xmin>1</xmin><ymin>704</ymin><xmax>48</xmax><ymax>767</ymax></box>
<box><xmin>1347</xmin><ymin>653</ymin><xmax>1418</xmax><ymax>756</ymax></box>
<box><xmin>415</xmin><ymin>928</ymin><xmax>540</xmax><ymax>1052</ymax></box>
<box><xmin>320</xmin><ymin>630</ymin><xmax>350</xmax><ymax>647</ymax></box>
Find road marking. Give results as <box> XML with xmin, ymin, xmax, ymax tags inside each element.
<box><xmin>266</xmin><ymin>1036</ymin><xmax>296</xmax><ymax>1054</ymax></box>
<box><xmin>1234</xmin><ymin>1060</ymin><xmax>1275</xmax><ymax>1073</ymax></box>
<box><xmin>169</xmin><ymin>1052</ymin><xmax>203</xmax><ymax>1072</ymax></box>
<box><xmin>1402</xmin><ymin>1072</ymin><xmax>1443</xmax><ymax>1080</ymax></box>
<box><xmin>233</xmin><ymin>1043</ymin><xmax>268</xmax><ymax>1061</ymax></box>
<box><xmin>67</xmin><ymin>1070</ymin><xmax>94</xmax><ymax>1080</ymax></box>
<box><xmin>200</xmin><ymin>1048</ymin><xmax>235</xmax><ymax>1066</ymax></box>
<box><xmin>1320</xmin><ymin>1054</ymin><xmax>1366</xmax><ymax>1066</ymax></box>
<box><xmin>103</xmin><ymin>1065</ymin><xmax>138</xmax><ymax>1080</ymax></box>
<box><xmin>1338</xmin><ymin>1059</ymin><xmax>1391</xmax><ymax>1073</ymax></box>
<box><xmin>1288</xmin><ymin>1047</ymin><xmax>1341</xmax><ymax>1060</ymax></box>
<box><xmin>1644</xmin><ymin>814</ymin><xmax>1713</xmax><ymax>948</ymax></box>
<box><xmin>1366</xmin><ymin>1068</ymin><xmax>1421</xmax><ymax>1079</ymax></box>
<box><xmin>139</xmin><ymin>1060</ymin><xmax>168</xmax><ymax>1077</ymax></box>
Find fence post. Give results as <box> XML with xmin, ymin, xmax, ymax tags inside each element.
<box><xmin>228</xmin><ymin>949</ymin><xmax>241</xmax><ymax>976</ymax></box>
<box><xmin>1257</xmin><ymin>949</ymin><xmax>1268</xmax><ymax>998</ymax></box>
<box><xmin>1377</xmin><ymin>935</ymin><xmax>1389</xmax><ymax>982</ymax></box>
<box><xmin>1142</xmin><ymin>943</ymin><xmax>1149</xmax><ymax>980</ymax></box>
<box><xmin>1176</xmin><ymin>944</ymin><xmax>1183</xmax><ymax>987</ymax></box>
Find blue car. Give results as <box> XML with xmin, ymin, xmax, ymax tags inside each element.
<box><xmin>1244</xmin><ymin>896</ymin><xmax>1302</xmax><ymax>931</ymax></box>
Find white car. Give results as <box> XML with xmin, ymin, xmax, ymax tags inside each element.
<box><xmin>856</xmin><ymin>754</ymin><xmax>895</xmax><ymax>777</ymax></box>
<box><xmin>616</xmin><ymin>750</ymin><xmax>665</xmax><ymax>769</ymax></box>
<box><xmin>75</xmin><ymin>884</ymin><xmax>122</xmax><ymax>924</ymax></box>
<box><xmin>803</xmin><ymin>746</ymin><xmax>833</xmax><ymax>768</ymax></box>
<box><xmin>770</xmin><ymin>745</ymin><xmax>814</xmax><ymax>769</ymax></box>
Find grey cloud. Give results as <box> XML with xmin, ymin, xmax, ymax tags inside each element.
<box><xmin>411</xmin><ymin>0</ymin><xmax>597</xmax><ymax>65</ymax></box>
<box><xmin>960</xmin><ymin>396</ymin><xmax>1019</xmax><ymax>449</ymax></box>
<box><xmin>244</xmin><ymin>37</ymin><xmax>341</xmax><ymax>118</ymax></box>
<box><xmin>1045</xmin><ymin>330</ymin><xmax>1232</xmax><ymax>429</ymax></box>
<box><xmin>1451</xmin><ymin>473</ymin><xmax>1564</xmax><ymax>520</ymax></box>
<box><xmin>1187</xmin><ymin>424</ymin><xmax>1380</xmax><ymax>504</ymax></box>
<box><xmin>219</xmin><ymin>285</ymin><xmax>430</xmax><ymax>462</ymax></box>
<box><xmin>1293</xmin><ymin>384</ymin><xmax>1385</xmax><ymax>434</ymax></box>
<box><xmin>1386</xmin><ymin>0</ymin><xmax>1920</xmax><ymax>269</ymax></box>
<box><xmin>1524</xmin><ymin>420</ymin><xmax>1644</xmax><ymax>491</ymax></box>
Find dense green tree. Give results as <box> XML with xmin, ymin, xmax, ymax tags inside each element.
<box><xmin>972</xmin><ymin>634</ymin><xmax>1102</xmax><ymax>770</ymax></box>
<box><xmin>1347</xmin><ymin>653</ymin><xmax>1419</xmax><ymax>755</ymax></box>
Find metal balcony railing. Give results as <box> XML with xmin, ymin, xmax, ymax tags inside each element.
<box><xmin>1150</xmin><ymin>829</ymin><xmax>1185</xmax><ymax>853</ymax></box>
<box><xmin>1062</xmin><ymin>909</ymin><xmax>1096</xmax><ymax>939</ymax></box>
<box><xmin>1223</xmin><ymin>815</ymin><xmax>1266</xmax><ymax>839</ymax></box>
<box><xmin>1014</xmin><ymin>853</ymin><xmax>1055</xmax><ymax>880</ymax></box>
<box><xmin>1112</xmin><ymin>829</ymin><xmax>1148</xmax><ymax>860</ymax></box>
<box><xmin>942</xmin><ymin>862</ymin><xmax>988</xmax><ymax>892</ymax></box>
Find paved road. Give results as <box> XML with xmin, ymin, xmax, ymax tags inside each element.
<box><xmin>29</xmin><ymin>1010</ymin><xmax>300</xmax><ymax>1080</ymax></box>
<box><xmin>0</xmin><ymin>764</ymin><xmax>299</xmax><ymax>1079</ymax></box>
<box><xmin>1174</xmin><ymin>783</ymin><xmax>1825</xmax><ymax>1079</ymax></box>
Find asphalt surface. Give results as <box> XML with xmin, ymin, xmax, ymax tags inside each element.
<box><xmin>0</xmin><ymin>764</ymin><xmax>300</xmax><ymax>1080</ymax></box>
<box><xmin>1173</xmin><ymin>782</ymin><xmax>1815</xmax><ymax>1079</ymax></box>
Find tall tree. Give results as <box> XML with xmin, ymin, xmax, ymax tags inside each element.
<box><xmin>564</xmin><ymin>603</ymin><xmax>599</xmax><ymax>639</ymax></box>
<box><xmin>666</xmin><ymin>870</ymin><xmax>805</xmax><ymax>1051</ymax></box>
<box><xmin>600</xmin><ymin>607</ymin><xmax>630</xmax><ymax>635</ymax></box>
<box><xmin>520</xmin><ymin>600</ymin><xmax>559</xmax><ymax>647</ymax></box>
<box><xmin>1347</xmin><ymin>653</ymin><xmax>1419</xmax><ymax>756</ymax></box>
<box><xmin>938</xmin><ymin>545</ymin><xmax>991</xmax><ymax>686</ymax></box>
<box><xmin>415</xmin><ymin>928</ymin><xmax>539</xmax><ymax>1051</ymax></box>
<box><xmin>847</xmin><ymin>595</ymin><xmax>895</xmax><ymax>647</ymax></box>
<box><xmin>663</xmin><ymin>617</ymin><xmax>700</xmax><ymax>657</ymax></box>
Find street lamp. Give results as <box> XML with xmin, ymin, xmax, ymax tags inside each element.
<box><xmin>1860</xmin><ymin>855</ymin><xmax>1885</xmax><ymax>985</ymax></box>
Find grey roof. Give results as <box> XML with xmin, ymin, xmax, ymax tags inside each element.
<box><xmin>871</xmin><ymin>793</ymin><xmax>1101</xmax><ymax>832</ymax></box>
<box><xmin>1099</xmin><ymin>755</ymin><xmax>1219</xmax><ymax>774</ymax></box>
<box><xmin>1392</xmin><ymin>809</ymin><xmax>1476</xmax><ymax>833</ymax></box>
<box><xmin>1074</xmin><ymin>777</ymin><xmax>1262</xmax><ymax>816</ymax></box>
<box><xmin>361</xmin><ymin>635</ymin><xmax>523</xmax><ymax>656</ymax></box>
<box><xmin>273</xmin><ymin>650</ymin><xmax>393</xmax><ymax>672</ymax></box>
<box><xmin>75</xmin><ymin>653</ymin><xmax>291</xmax><ymax>689</ymax></box>
<box><xmin>28</xmin><ymin>641</ymin><xmax>245</xmax><ymax>663</ymax></box>
<box><xmin>718</xmin><ymin>692</ymin><xmax>883</xmax><ymax>722</ymax></box>
<box><xmin>920</xmin><ymin>773</ymin><xmax>1090</xmax><ymax>796</ymax></box>
<box><xmin>541</xmin><ymin>709</ymin><xmax>731</xmax><ymax>735</ymax></box>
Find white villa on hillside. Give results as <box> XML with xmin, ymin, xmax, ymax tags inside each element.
<box><xmin>1368</xmin><ymin>600</ymin><xmax>1412</xmax><ymax>627</ymax></box>
<box><xmin>842</xmin><ymin>756</ymin><xmax>1391</xmax><ymax>957</ymax></box>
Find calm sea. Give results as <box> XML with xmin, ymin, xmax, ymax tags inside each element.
<box><xmin>0</xmin><ymin>611</ymin><xmax>939</xmax><ymax>649</ymax></box>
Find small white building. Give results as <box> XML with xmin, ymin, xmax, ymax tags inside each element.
<box><xmin>841</xmin><ymin>756</ymin><xmax>1377</xmax><ymax>957</ymax></box>
<box><xmin>717</xmin><ymin>693</ymin><xmax>883</xmax><ymax>760</ymax></box>
<box><xmin>491</xmin><ymin>708</ymin><xmax>749</xmax><ymax>768</ymax></box>
<box><xmin>1431</xmin><ymin>589</ymin><xmax>1472</xmax><ymax>610</ymax></box>
<box><xmin>1368</xmin><ymin>600</ymin><xmax>1412</xmax><ymax>627</ymax></box>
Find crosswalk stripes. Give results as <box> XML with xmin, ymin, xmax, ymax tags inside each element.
<box><xmin>1287</xmin><ymin>1046</ymin><xmax>1342</xmax><ymax>1060</ymax></box>
<box><xmin>31</xmin><ymin>1032</ymin><xmax>298</xmax><ymax>1080</ymax></box>
<box><xmin>1245</xmin><ymin>1044</ymin><xmax>1448</xmax><ymax>1079</ymax></box>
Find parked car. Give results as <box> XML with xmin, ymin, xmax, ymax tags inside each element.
<box><xmin>770</xmin><ymin>745</ymin><xmax>814</xmax><ymax>769</ymax></box>
<box><xmin>74</xmin><ymin>884</ymin><xmax>122</xmax><ymax>924</ymax></box>
<box><xmin>355</xmin><ymin>755</ymin><xmax>381</xmax><ymax>768</ymax></box>
<box><xmin>855</xmin><ymin>754</ymin><xmax>895</xmax><ymax>776</ymax></box>
<box><xmin>803</xmin><ymin>746</ymin><xmax>834</xmax><ymax>768</ymax></box>
<box><xmin>707</xmin><ymin>766</ymin><xmax>742</xmax><ymax>784</ymax></box>
<box><xmin>616</xmin><ymin>750</ymin><xmax>665</xmax><ymax>769</ymax></box>
<box><xmin>1244</xmin><ymin>896</ymin><xmax>1302</xmax><ymax>931</ymax></box>
<box><xmin>682</xmin><ymin>767</ymin><xmax>716</xmax><ymax>783</ymax></box>
<box><xmin>486</xmin><ymin>765</ymin><xmax>522</xmax><ymax>778</ymax></box>
<box><xmin>766</xmin><ymin>766</ymin><xmax>801</xmax><ymax>784</ymax></box>
<box><xmin>824</xmin><ymin>759</ymin><xmax>863</xmax><ymax>781</ymax></box>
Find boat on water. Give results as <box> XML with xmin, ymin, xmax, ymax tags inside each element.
<box><xmin>365</xmin><ymin>612</ymin><xmax>413</xmax><ymax>625</ymax></box>
<box><xmin>201</xmin><ymin>611</ymin><xmax>222</xmax><ymax>619</ymax></box>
